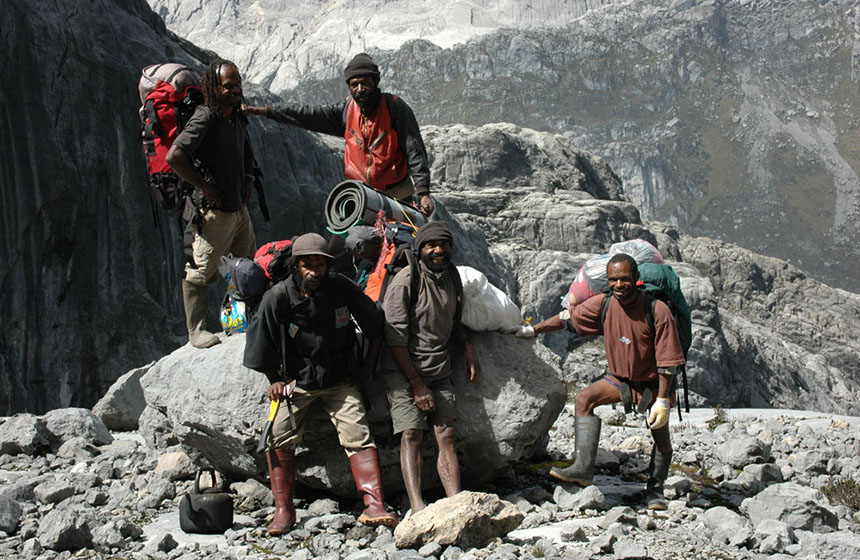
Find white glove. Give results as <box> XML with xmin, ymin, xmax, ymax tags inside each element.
<box><xmin>647</xmin><ymin>398</ymin><xmax>671</xmax><ymax>430</ymax></box>
<box><xmin>504</xmin><ymin>325</ymin><xmax>535</xmax><ymax>338</ymax></box>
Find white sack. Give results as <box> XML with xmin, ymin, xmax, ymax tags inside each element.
<box><xmin>457</xmin><ymin>266</ymin><xmax>524</xmax><ymax>331</ymax></box>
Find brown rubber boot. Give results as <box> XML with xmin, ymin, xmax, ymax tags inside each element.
<box><xmin>182</xmin><ymin>280</ymin><xmax>221</xmax><ymax>348</ymax></box>
<box><xmin>348</xmin><ymin>448</ymin><xmax>398</xmax><ymax>527</ymax></box>
<box><xmin>266</xmin><ymin>448</ymin><xmax>296</xmax><ymax>535</ymax></box>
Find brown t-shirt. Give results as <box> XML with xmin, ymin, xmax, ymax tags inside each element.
<box><xmin>381</xmin><ymin>261</ymin><xmax>459</xmax><ymax>381</ymax></box>
<box><xmin>569</xmin><ymin>292</ymin><xmax>684</xmax><ymax>383</ymax></box>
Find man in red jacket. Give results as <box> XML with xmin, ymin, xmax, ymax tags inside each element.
<box><xmin>244</xmin><ymin>53</ymin><xmax>435</xmax><ymax>216</ymax></box>
<box><xmin>508</xmin><ymin>253</ymin><xmax>685</xmax><ymax>510</ymax></box>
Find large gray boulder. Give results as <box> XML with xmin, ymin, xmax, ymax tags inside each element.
<box><xmin>137</xmin><ymin>328</ymin><xmax>565</xmax><ymax>495</ymax></box>
<box><xmin>741</xmin><ymin>482</ymin><xmax>839</xmax><ymax>532</ymax></box>
<box><xmin>393</xmin><ymin>491</ymin><xmax>524</xmax><ymax>550</ymax></box>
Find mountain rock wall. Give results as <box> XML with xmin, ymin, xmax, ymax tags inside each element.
<box><xmin>152</xmin><ymin>0</ymin><xmax>860</xmax><ymax>291</ymax></box>
<box><xmin>0</xmin><ymin>0</ymin><xmax>343</xmax><ymax>415</ymax></box>
<box><xmin>3</xmin><ymin>0</ymin><xmax>859</xmax><ymax>419</ymax></box>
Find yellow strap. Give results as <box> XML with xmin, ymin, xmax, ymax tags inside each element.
<box><xmin>392</xmin><ymin>198</ymin><xmax>418</xmax><ymax>234</ymax></box>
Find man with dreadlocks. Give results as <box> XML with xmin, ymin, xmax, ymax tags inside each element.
<box><xmin>167</xmin><ymin>59</ymin><xmax>258</xmax><ymax>348</ymax></box>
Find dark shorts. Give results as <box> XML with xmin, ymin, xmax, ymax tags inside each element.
<box><xmin>383</xmin><ymin>371</ymin><xmax>457</xmax><ymax>434</ymax></box>
<box><xmin>604</xmin><ymin>374</ymin><xmax>676</xmax><ymax>412</ymax></box>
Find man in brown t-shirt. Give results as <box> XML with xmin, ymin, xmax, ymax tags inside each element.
<box><xmin>507</xmin><ymin>253</ymin><xmax>684</xmax><ymax>509</ymax></box>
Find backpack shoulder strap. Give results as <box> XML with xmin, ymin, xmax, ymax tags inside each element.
<box><xmin>599</xmin><ymin>292</ymin><xmax>611</xmax><ymax>327</ymax></box>
<box><xmin>450</xmin><ymin>264</ymin><xmax>463</xmax><ymax>324</ymax></box>
<box><xmin>405</xmin><ymin>248</ymin><xmax>420</xmax><ymax>309</ymax></box>
<box><xmin>643</xmin><ymin>292</ymin><xmax>656</xmax><ymax>333</ymax></box>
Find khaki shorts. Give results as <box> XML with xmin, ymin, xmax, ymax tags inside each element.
<box><xmin>270</xmin><ymin>382</ymin><xmax>374</xmax><ymax>453</ymax></box>
<box><xmin>384</xmin><ymin>371</ymin><xmax>457</xmax><ymax>434</ymax></box>
<box><xmin>185</xmin><ymin>207</ymin><xmax>256</xmax><ymax>285</ymax></box>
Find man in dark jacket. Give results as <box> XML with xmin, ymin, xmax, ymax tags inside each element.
<box><xmin>508</xmin><ymin>253</ymin><xmax>684</xmax><ymax>510</ymax></box>
<box><xmin>243</xmin><ymin>233</ymin><xmax>397</xmax><ymax>534</ymax></box>
<box><xmin>167</xmin><ymin>59</ymin><xmax>257</xmax><ymax>348</ymax></box>
<box><xmin>243</xmin><ymin>53</ymin><xmax>435</xmax><ymax>216</ymax></box>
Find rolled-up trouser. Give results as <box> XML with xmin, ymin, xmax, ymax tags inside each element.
<box><xmin>184</xmin><ymin>206</ymin><xmax>256</xmax><ymax>285</ymax></box>
<box><xmin>270</xmin><ymin>381</ymin><xmax>375</xmax><ymax>454</ymax></box>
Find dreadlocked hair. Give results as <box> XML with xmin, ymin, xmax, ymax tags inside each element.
<box><xmin>201</xmin><ymin>59</ymin><xmax>239</xmax><ymax>109</ymax></box>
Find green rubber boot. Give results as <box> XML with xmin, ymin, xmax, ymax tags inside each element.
<box><xmin>550</xmin><ymin>416</ymin><xmax>601</xmax><ymax>486</ymax></box>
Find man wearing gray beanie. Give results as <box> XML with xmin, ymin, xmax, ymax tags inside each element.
<box><xmin>379</xmin><ymin>221</ymin><xmax>480</xmax><ymax>514</ymax></box>
<box><xmin>243</xmin><ymin>53</ymin><xmax>435</xmax><ymax>216</ymax></box>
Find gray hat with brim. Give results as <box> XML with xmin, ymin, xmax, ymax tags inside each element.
<box><xmin>292</xmin><ymin>233</ymin><xmax>334</xmax><ymax>259</ymax></box>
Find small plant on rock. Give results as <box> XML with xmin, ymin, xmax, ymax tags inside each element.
<box><xmin>706</xmin><ymin>404</ymin><xmax>728</xmax><ymax>431</ymax></box>
<box><xmin>820</xmin><ymin>477</ymin><xmax>860</xmax><ymax>509</ymax></box>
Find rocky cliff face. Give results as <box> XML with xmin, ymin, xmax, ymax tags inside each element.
<box><xmin>151</xmin><ymin>0</ymin><xmax>860</xmax><ymax>292</ymax></box>
<box><xmin>3</xmin><ymin>0</ymin><xmax>859</xmax><ymax>418</ymax></box>
<box><xmin>0</xmin><ymin>0</ymin><xmax>343</xmax><ymax>415</ymax></box>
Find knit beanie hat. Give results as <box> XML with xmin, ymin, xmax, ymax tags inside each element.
<box><xmin>344</xmin><ymin>53</ymin><xmax>381</xmax><ymax>83</ymax></box>
<box><xmin>415</xmin><ymin>221</ymin><xmax>454</xmax><ymax>251</ymax></box>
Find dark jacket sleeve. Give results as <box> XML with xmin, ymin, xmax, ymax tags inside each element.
<box><xmin>390</xmin><ymin>96</ymin><xmax>431</xmax><ymax>196</ymax></box>
<box><xmin>243</xmin><ymin>286</ymin><xmax>289</xmax><ymax>384</ymax></box>
<box><xmin>267</xmin><ymin>103</ymin><xmax>347</xmax><ymax>137</ymax></box>
<box><xmin>338</xmin><ymin>275</ymin><xmax>384</xmax><ymax>340</ymax></box>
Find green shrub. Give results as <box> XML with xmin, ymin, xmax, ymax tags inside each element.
<box><xmin>820</xmin><ymin>478</ymin><xmax>860</xmax><ymax>509</ymax></box>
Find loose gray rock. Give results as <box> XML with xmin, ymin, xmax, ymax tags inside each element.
<box><xmin>232</xmin><ymin>478</ymin><xmax>273</xmax><ymax>511</ymax></box>
<box><xmin>394</xmin><ymin>491</ymin><xmax>523</xmax><ymax>549</ymax></box>
<box><xmin>144</xmin><ymin>532</ymin><xmax>178</xmax><ymax>554</ymax></box>
<box><xmin>714</xmin><ymin>436</ymin><xmax>771</xmax><ymax>468</ymax></box>
<box><xmin>741</xmin><ymin>482</ymin><xmax>839</xmax><ymax>532</ymax></box>
<box><xmin>599</xmin><ymin>506</ymin><xmax>638</xmax><ymax>529</ymax></box>
<box><xmin>56</xmin><ymin>436</ymin><xmax>100</xmax><ymax>460</ymax></box>
<box><xmin>33</xmin><ymin>479</ymin><xmax>75</xmax><ymax>505</ymax></box>
<box><xmin>0</xmin><ymin>414</ymin><xmax>50</xmax><ymax>455</ymax></box>
<box><xmin>92</xmin><ymin>363</ymin><xmax>151</xmax><ymax>431</ymax></box>
<box><xmin>42</xmin><ymin>408</ymin><xmax>113</xmax><ymax>450</ymax></box>
<box><xmin>701</xmin><ymin>506</ymin><xmax>751</xmax><ymax>546</ymax></box>
<box><xmin>36</xmin><ymin>507</ymin><xmax>92</xmax><ymax>551</ymax></box>
<box><xmin>612</xmin><ymin>537</ymin><xmax>648</xmax><ymax>560</ymax></box>
<box><xmin>0</xmin><ymin>495</ymin><xmax>22</xmax><ymax>534</ymax></box>
<box><xmin>796</xmin><ymin>529</ymin><xmax>860</xmax><ymax>559</ymax></box>
<box><xmin>154</xmin><ymin>450</ymin><xmax>195</xmax><ymax>481</ymax></box>
<box><xmin>553</xmin><ymin>484</ymin><xmax>606</xmax><ymax>512</ymax></box>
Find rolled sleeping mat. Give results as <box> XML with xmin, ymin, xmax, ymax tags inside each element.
<box><xmin>325</xmin><ymin>180</ymin><xmax>427</xmax><ymax>235</ymax></box>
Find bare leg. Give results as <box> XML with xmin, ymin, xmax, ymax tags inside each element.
<box><xmin>400</xmin><ymin>429</ymin><xmax>426</xmax><ymax>513</ymax></box>
<box><xmin>574</xmin><ymin>379</ymin><xmax>622</xmax><ymax>416</ymax></box>
<box><xmin>432</xmin><ymin>419</ymin><xmax>460</xmax><ymax>497</ymax></box>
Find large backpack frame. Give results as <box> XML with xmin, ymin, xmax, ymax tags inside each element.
<box><xmin>139</xmin><ymin>63</ymin><xmax>203</xmax><ymax>219</ymax></box>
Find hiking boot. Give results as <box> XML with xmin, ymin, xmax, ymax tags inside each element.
<box><xmin>182</xmin><ymin>280</ymin><xmax>221</xmax><ymax>348</ymax></box>
<box><xmin>266</xmin><ymin>448</ymin><xmax>296</xmax><ymax>535</ymax></box>
<box><xmin>645</xmin><ymin>425</ymin><xmax>672</xmax><ymax>510</ymax></box>
<box><xmin>349</xmin><ymin>448</ymin><xmax>398</xmax><ymax>527</ymax></box>
<box><xmin>550</xmin><ymin>416</ymin><xmax>601</xmax><ymax>485</ymax></box>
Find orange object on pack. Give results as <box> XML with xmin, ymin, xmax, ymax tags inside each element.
<box><xmin>364</xmin><ymin>220</ymin><xmax>418</xmax><ymax>303</ymax></box>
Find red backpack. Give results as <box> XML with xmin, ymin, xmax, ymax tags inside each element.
<box><xmin>138</xmin><ymin>63</ymin><xmax>203</xmax><ymax>215</ymax></box>
<box><xmin>254</xmin><ymin>239</ymin><xmax>295</xmax><ymax>283</ymax></box>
